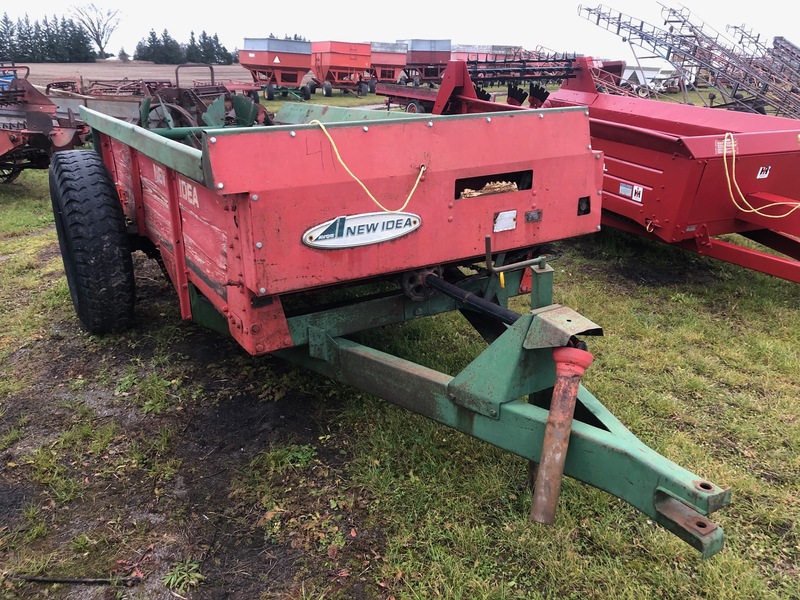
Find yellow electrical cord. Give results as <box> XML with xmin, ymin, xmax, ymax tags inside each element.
<box><xmin>722</xmin><ymin>131</ymin><xmax>800</xmax><ymax>219</ymax></box>
<box><xmin>309</xmin><ymin>119</ymin><xmax>426</xmax><ymax>213</ymax></box>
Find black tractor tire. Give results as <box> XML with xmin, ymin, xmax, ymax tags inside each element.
<box><xmin>405</xmin><ymin>100</ymin><xmax>425</xmax><ymax>113</ymax></box>
<box><xmin>322</xmin><ymin>81</ymin><xmax>333</xmax><ymax>97</ymax></box>
<box><xmin>301</xmin><ymin>84</ymin><xmax>311</xmax><ymax>101</ymax></box>
<box><xmin>368</xmin><ymin>79</ymin><xmax>377</xmax><ymax>94</ymax></box>
<box><xmin>265</xmin><ymin>84</ymin><xmax>275</xmax><ymax>101</ymax></box>
<box><xmin>49</xmin><ymin>150</ymin><xmax>136</xmax><ymax>334</ymax></box>
<box><xmin>359</xmin><ymin>82</ymin><xmax>369</xmax><ymax>96</ymax></box>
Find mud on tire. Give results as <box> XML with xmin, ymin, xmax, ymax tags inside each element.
<box><xmin>49</xmin><ymin>149</ymin><xmax>136</xmax><ymax>334</ymax></box>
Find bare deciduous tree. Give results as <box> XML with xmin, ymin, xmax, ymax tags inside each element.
<box><xmin>71</xmin><ymin>4</ymin><xmax>119</xmax><ymax>58</ymax></box>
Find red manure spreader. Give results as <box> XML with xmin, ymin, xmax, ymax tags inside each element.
<box><xmin>50</xmin><ymin>68</ymin><xmax>732</xmax><ymax>559</ymax></box>
<box><xmin>546</xmin><ymin>56</ymin><xmax>800</xmax><ymax>283</ymax></box>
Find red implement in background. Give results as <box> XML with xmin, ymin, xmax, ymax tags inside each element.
<box><xmin>370</xmin><ymin>42</ymin><xmax>407</xmax><ymax>86</ymax></box>
<box><xmin>544</xmin><ymin>56</ymin><xmax>800</xmax><ymax>283</ymax></box>
<box><xmin>311</xmin><ymin>41</ymin><xmax>372</xmax><ymax>96</ymax></box>
<box><xmin>400</xmin><ymin>39</ymin><xmax>452</xmax><ymax>86</ymax></box>
<box><xmin>403</xmin><ymin>57</ymin><xmax>800</xmax><ymax>283</ymax></box>
<box><xmin>1</xmin><ymin>72</ymin><xmax>86</xmax><ymax>182</ymax></box>
<box><xmin>239</xmin><ymin>38</ymin><xmax>313</xmax><ymax>100</ymax></box>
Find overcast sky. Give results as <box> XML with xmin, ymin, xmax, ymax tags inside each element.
<box><xmin>3</xmin><ymin>1</ymin><xmax>796</xmax><ymax>64</ymax></box>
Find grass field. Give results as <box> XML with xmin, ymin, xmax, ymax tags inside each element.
<box><xmin>0</xmin><ymin>82</ymin><xmax>798</xmax><ymax>599</ymax></box>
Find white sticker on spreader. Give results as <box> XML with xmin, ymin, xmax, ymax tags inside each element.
<box><xmin>757</xmin><ymin>166</ymin><xmax>771</xmax><ymax>179</ymax></box>
<box><xmin>493</xmin><ymin>210</ymin><xmax>517</xmax><ymax>232</ymax></box>
<box><xmin>619</xmin><ymin>183</ymin><xmax>643</xmax><ymax>203</ymax></box>
<box><xmin>715</xmin><ymin>136</ymin><xmax>738</xmax><ymax>155</ymax></box>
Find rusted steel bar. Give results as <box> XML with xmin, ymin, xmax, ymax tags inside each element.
<box><xmin>530</xmin><ymin>345</ymin><xmax>594</xmax><ymax>524</ymax></box>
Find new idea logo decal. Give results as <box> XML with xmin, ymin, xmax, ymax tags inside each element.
<box><xmin>303</xmin><ymin>212</ymin><xmax>421</xmax><ymax>249</ymax></box>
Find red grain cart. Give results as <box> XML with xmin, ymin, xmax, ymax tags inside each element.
<box><xmin>545</xmin><ymin>56</ymin><xmax>800</xmax><ymax>283</ymax></box>
<box><xmin>311</xmin><ymin>40</ymin><xmax>372</xmax><ymax>97</ymax></box>
<box><xmin>398</xmin><ymin>38</ymin><xmax>451</xmax><ymax>86</ymax></box>
<box><xmin>370</xmin><ymin>41</ymin><xmax>407</xmax><ymax>87</ymax></box>
<box><xmin>239</xmin><ymin>38</ymin><xmax>314</xmax><ymax>100</ymax></box>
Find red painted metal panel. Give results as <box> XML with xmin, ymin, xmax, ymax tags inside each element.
<box><xmin>312</xmin><ymin>40</ymin><xmax>371</xmax><ymax>55</ymax></box>
<box><xmin>311</xmin><ymin>41</ymin><xmax>371</xmax><ymax>70</ymax></box>
<box><xmin>407</xmin><ymin>50</ymin><xmax>451</xmax><ymax>65</ymax></box>
<box><xmin>370</xmin><ymin>51</ymin><xmax>407</xmax><ymax>68</ymax></box>
<box><xmin>202</xmin><ymin>110</ymin><xmax>602</xmax><ymax>296</ymax></box>
<box><xmin>543</xmin><ymin>56</ymin><xmax>800</xmax><ymax>281</ymax></box>
<box><xmin>239</xmin><ymin>49</ymin><xmax>312</xmax><ymax>71</ymax></box>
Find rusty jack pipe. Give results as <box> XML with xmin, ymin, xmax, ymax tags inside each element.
<box><xmin>530</xmin><ymin>346</ymin><xmax>594</xmax><ymax>524</ymax></box>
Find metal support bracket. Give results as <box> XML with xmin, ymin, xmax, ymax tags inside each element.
<box><xmin>307</xmin><ymin>325</ymin><xmax>340</xmax><ymax>368</ymax></box>
<box><xmin>447</xmin><ymin>306</ymin><xmax>602</xmax><ymax>418</ymax></box>
<box><xmin>525</xmin><ymin>304</ymin><xmax>604</xmax><ymax>349</ymax></box>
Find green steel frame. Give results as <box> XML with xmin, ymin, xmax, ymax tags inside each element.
<box><xmin>267</xmin><ymin>262</ymin><xmax>730</xmax><ymax>558</ymax></box>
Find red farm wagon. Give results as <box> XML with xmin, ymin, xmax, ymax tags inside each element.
<box><xmin>311</xmin><ymin>40</ymin><xmax>372</xmax><ymax>96</ymax></box>
<box><xmin>398</xmin><ymin>38</ymin><xmax>452</xmax><ymax>86</ymax></box>
<box><xmin>370</xmin><ymin>41</ymin><xmax>408</xmax><ymax>87</ymax></box>
<box><xmin>239</xmin><ymin>38</ymin><xmax>314</xmax><ymax>100</ymax></box>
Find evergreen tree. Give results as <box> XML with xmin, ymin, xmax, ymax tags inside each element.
<box><xmin>158</xmin><ymin>29</ymin><xmax>185</xmax><ymax>64</ymax></box>
<box><xmin>198</xmin><ymin>31</ymin><xmax>214</xmax><ymax>64</ymax></box>
<box><xmin>28</xmin><ymin>21</ymin><xmax>46</xmax><ymax>62</ymax></box>
<box><xmin>63</xmin><ymin>19</ymin><xmax>96</xmax><ymax>62</ymax></box>
<box><xmin>185</xmin><ymin>31</ymin><xmax>202</xmax><ymax>63</ymax></box>
<box><xmin>0</xmin><ymin>14</ymin><xmax>17</xmax><ymax>60</ymax></box>
<box><xmin>133</xmin><ymin>39</ymin><xmax>150</xmax><ymax>62</ymax></box>
<box><xmin>212</xmin><ymin>34</ymin><xmax>233</xmax><ymax>64</ymax></box>
<box><xmin>41</xmin><ymin>16</ymin><xmax>69</xmax><ymax>62</ymax></box>
<box><xmin>134</xmin><ymin>30</ymin><xmax>160</xmax><ymax>62</ymax></box>
<box><xmin>14</xmin><ymin>16</ymin><xmax>35</xmax><ymax>61</ymax></box>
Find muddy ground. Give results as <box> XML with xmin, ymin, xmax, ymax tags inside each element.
<box><xmin>1</xmin><ymin>60</ymin><xmax>390</xmax><ymax>599</ymax></box>
<box><xmin>2</xmin><ymin>249</ymin><xmax>391</xmax><ymax>599</ymax></box>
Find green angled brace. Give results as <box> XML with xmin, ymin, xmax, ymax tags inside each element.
<box><xmin>276</xmin><ymin>330</ymin><xmax>730</xmax><ymax>558</ymax></box>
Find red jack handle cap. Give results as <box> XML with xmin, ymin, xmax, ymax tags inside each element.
<box><xmin>552</xmin><ymin>346</ymin><xmax>594</xmax><ymax>378</ymax></box>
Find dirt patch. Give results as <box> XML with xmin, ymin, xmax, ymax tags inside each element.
<box><xmin>0</xmin><ymin>253</ymin><xmax>391</xmax><ymax>600</ymax></box>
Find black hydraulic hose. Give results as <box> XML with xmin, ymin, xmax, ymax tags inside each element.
<box><xmin>424</xmin><ymin>274</ymin><xmax>522</xmax><ymax>325</ymax></box>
